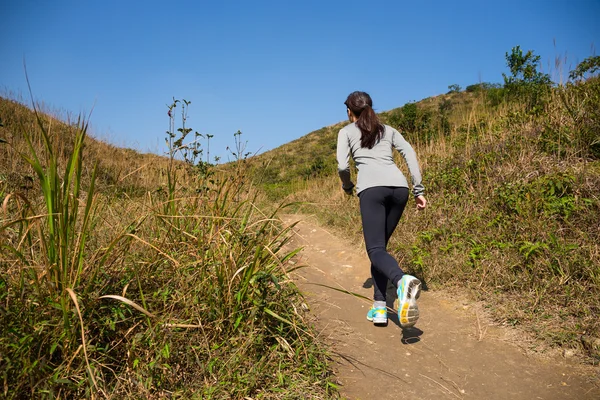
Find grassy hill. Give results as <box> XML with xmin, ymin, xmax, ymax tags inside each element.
<box><xmin>247</xmin><ymin>89</ymin><xmax>511</xmax><ymax>199</ymax></box>
<box><xmin>249</xmin><ymin>73</ymin><xmax>600</xmax><ymax>361</ymax></box>
<box><xmin>1</xmin><ymin>50</ymin><xmax>598</xmax><ymax>397</ymax></box>
<box><xmin>0</xmin><ymin>97</ymin><xmax>336</xmax><ymax>398</ymax></box>
<box><xmin>0</xmin><ymin>97</ymin><xmax>172</xmax><ymax>198</ymax></box>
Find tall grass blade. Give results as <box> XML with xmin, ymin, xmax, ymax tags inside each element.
<box><xmin>99</xmin><ymin>294</ymin><xmax>157</xmax><ymax>318</ymax></box>
<box><xmin>65</xmin><ymin>288</ymin><xmax>99</xmax><ymax>394</ymax></box>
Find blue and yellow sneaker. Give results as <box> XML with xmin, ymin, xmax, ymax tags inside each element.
<box><xmin>397</xmin><ymin>274</ymin><xmax>421</xmax><ymax>328</ymax></box>
<box><xmin>366</xmin><ymin>306</ymin><xmax>388</xmax><ymax>325</ymax></box>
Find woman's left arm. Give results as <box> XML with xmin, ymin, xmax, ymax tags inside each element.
<box><xmin>391</xmin><ymin>128</ymin><xmax>424</xmax><ymax>198</ymax></box>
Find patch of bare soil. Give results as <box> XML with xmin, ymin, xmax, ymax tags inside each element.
<box><xmin>282</xmin><ymin>214</ymin><xmax>600</xmax><ymax>400</ymax></box>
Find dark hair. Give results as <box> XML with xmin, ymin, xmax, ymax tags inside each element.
<box><xmin>344</xmin><ymin>91</ymin><xmax>384</xmax><ymax>149</ymax></box>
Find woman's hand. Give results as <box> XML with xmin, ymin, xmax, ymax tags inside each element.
<box><xmin>342</xmin><ymin>183</ymin><xmax>355</xmax><ymax>196</ymax></box>
<box><xmin>416</xmin><ymin>195</ymin><xmax>427</xmax><ymax>210</ymax></box>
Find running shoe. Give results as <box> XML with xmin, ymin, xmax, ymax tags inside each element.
<box><xmin>397</xmin><ymin>274</ymin><xmax>421</xmax><ymax>328</ymax></box>
<box><xmin>366</xmin><ymin>306</ymin><xmax>388</xmax><ymax>325</ymax></box>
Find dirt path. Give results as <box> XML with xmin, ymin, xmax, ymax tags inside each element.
<box><xmin>281</xmin><ymin>214</ymin><xmax>600</xmax><ymax>400</ymax></box>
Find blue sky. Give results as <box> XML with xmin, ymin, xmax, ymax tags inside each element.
<box><xmin>1</xmin><ymin>0</ymin><xmax>598</xmax><ymax>162</ymax></box>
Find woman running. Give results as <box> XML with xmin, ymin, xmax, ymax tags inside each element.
<box><xmin>337</xmin><ymin>91</ymin><xmax>427</xmax><ymax>328</ymax></box>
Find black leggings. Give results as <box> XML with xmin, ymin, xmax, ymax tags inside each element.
<box><xmin>358</xmin><ymin>186</ymin><xmax>409</xmax><ymax>301</ymax></box>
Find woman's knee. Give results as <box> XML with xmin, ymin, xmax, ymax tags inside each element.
<box><xmin>366</xmin><ymin>246</ymin><xmax>388</xmax><ymax>262</ymax></box>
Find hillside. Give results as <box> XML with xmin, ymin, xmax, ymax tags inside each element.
<box><xmin>0</xmin><ymin>96</ymin><xmax>173</xmax><ymax>198</ymax></box>
<box><xmin>248</xmin><ymin>90</ymin><xmax>501</xmax><ymax>199</ymax></box>
<box><xmin>1</xmin><ymin>51</ymin><xmax>598</xmax><ymax>398</ymax></box>
<box><xmin>249</xmin><ymin>72</ymin><xmax>600</xmax><ymax>361</ymax></box>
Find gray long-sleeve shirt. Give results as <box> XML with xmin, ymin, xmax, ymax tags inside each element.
<box><xmin>336</xmin><ymin>123</ymin><xmax>425</xmax><ymax>196</ymax></box>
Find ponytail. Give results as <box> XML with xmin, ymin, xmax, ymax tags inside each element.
<box><xmin>344</xmin><ymin>91</ymin><xmax>384</xmax><ymax>149</ymax></box>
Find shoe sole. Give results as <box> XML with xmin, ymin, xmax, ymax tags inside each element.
<box><xmin>398</xmin><ymin>277</ymin><xmax>421</xmax><ymax>328</ymax></box>
<box><xmin>369</xmin><ymin>316</ymin><xmax>388</xmax><ymax>324</ymax></box>
<box><xmin>367</xmin><ymin>312</ymin><xmax>388</xmax><ymax>325</ymax></box>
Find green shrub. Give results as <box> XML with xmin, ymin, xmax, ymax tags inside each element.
<box><xmin>447</xmin><ymin>84</ymin><xmax>462</xmax><ymax>94</ymax></box>
<box><xmin>569</xmin><ymin>55</ymin><xmax>600</xmax><ymax>81</ymax></box>
<box><xmin>502</xmin><ymin>46</ymin><xmax>552</xmax><ymax>113</ymax></box>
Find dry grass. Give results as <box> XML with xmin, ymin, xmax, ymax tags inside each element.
<box><xmin>0</xmin><ymin>97</ymin><xmax>171</xmax><ymax>198</ymax></box>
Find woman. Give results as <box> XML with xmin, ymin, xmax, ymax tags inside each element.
<box><xmin>337</xmin><ymin>91</ymin><xmax>427</xmax><ymax>328</ymax></box>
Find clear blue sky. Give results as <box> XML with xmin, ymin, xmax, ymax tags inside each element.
<box><xmin>2</xmin><ymin>0</ymin><xmax>598</xmax><ymax>162</ymax></box>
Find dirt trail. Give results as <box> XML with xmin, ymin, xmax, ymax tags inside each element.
<box><xmin>281</xmin><ymin>214</ymin><xmax>600</xmax><ymax>400</ymax></box>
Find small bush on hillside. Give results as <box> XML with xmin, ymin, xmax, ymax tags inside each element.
<box><xmin>447</xmin><ymin>84</ymin><xmax>462</xmax><ymax>94</ymax></box>
<box><xmin>466</xmin><ymin>83</ymin><xmax>480</xmax><ymax>93</ymax></box>
<box><xmin>569</xmin><ymin>55</ymin><xmax>600</xmax><ymax>81</ymax></box>
<box><xmin>503</xmin><ymin>45</ymin><xmax>552</xmax><ymax>113</ymax></box>
<box><xmin>438</xmin><ymin>98</ymin><xmax>453</xmax><ymax>135</ymax></box>
<box><xmin>387</xmin><ymin>102</ymin><xmax>433</xmax><ymax>142</ymax></box>
<box><xmin>486</xmin><ymin>85</ymin><xmax>507</xmax><ymax>107</ymax></box>
<box><xmin>466</xmin><ymin>82</ymin><xmax>503</xmax><ymax>92</ymax></box>
<box><xmin>464</xmin><ymin>82</ymin><xmax>506</xmax><ymax>106</ymax></box>
<box><xmin>544</xmin><ymin>74</ymin><xmax>600</xmax><ymax>159</ymax></box>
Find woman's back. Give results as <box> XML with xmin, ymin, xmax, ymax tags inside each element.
<box><xmin>337</xmin><ymin>122</ymin><xmax>423</xmax><ymax>195</ymax></box>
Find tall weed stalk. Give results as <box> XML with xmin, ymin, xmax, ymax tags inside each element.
<box><xmin>0</xmin><ymin>102</ymin><xmax>103</xmax><ymax>396</ymax></box>
<box><xmin>20</xmin><ymin>109</ymin><xmax>97</xmax><ymax>316</ymax></box>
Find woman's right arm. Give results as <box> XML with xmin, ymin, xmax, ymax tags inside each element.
<box><xmin>336</xmin><ymin>128</ymin><xmax>354</xmax><ymax>192</ymax></box>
